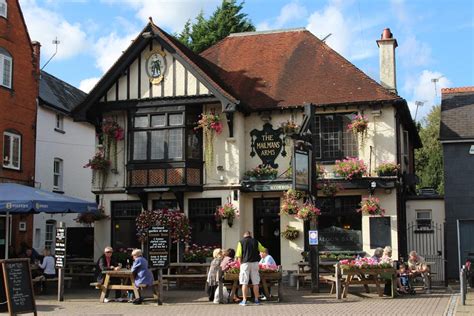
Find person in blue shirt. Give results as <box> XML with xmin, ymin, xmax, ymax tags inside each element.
<box><xmin>130</xmin><ymin>248</ymin><xmax>154</xmax><ymax>305</ymax></box>
<box><xmin>259</xmin><ymin>248</ymin><xmax>276</xmax><ymax>266</ymax></box>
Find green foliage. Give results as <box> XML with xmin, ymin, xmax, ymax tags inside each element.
<box><xmin>176</xmin><ymin>0</ymin><xmax>255</xmax><ymax>53</ymax></box>
<box><xmin>415</xmin><ymin>105</ymin><xmax>444</xmax><ymax>194</ymax></box>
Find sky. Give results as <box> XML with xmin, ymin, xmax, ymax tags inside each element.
<box><xmin>20</xmin><ymin>0</ymin><xmax>474</xmax><ymax>121</ymax></box>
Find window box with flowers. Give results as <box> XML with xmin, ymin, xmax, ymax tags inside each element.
<box><xmin>375</xmin><ymin>161</ymin><xmax>400</xmax><ymax>177</ymax></box>
<box><xmin>194</xmin><ymin>112</ymin><xmax>223</xmax><ymax>173</ymax></box>
<box><xmin>75</xmin><ymin>206</ymin><xmax>110</xmax><ymax>225</ymax></box>
<box><xmin>215</xmin><ymin>202</ymin><xmax>239</xmax><ymax>227</ymax></box>
<box><xmin>357</xmin><ymin>196</ymin><xmax>385</xmax><ymax>216</ymax></box>
<box><xmin>244</xmin><ymin>165</ymin><xmax>278</xmax><ymax>180</ymax></box>
<box><xmin>315</xmin><ymin>164</ymin><xmax>326</xmax><ymax>179</ymax></box>
<box><xmin>281</xmin><ymin>225</ymin><xmax>299</xmax><ymax>240</ymax></box>
<box><xmin>334</xmin><ymin>157</ymin><xmax>367</xmax><ymax>180</ymax></box>
<box><xmin>183</xmin><ymin>244</ymin><xmax>216</xmax><ymax>263</ymax></box>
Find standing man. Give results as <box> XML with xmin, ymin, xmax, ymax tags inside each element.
<box><xmin>235</xmin><ymin>231</ymin><xmax>265</xmax><ymax>306</ymax></box>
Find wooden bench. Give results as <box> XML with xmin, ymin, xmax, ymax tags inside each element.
<box><xmin>295</xmin><ymin>272</ymin><xmax>310</xmax><ymax>291</ymax></box>
<box><xmin>91</xmin><ymin>280</ymin><xmax>162</xmax><ymax>304</ymax></box>
<box><xmin>162</xmin><ymin>274</ymin><xmax>207</xmax><ymax>290</ymax></box>
<box><xmin>33</xmin><ymin>276</ymin><xmax>73</xmax><ymax>292</ymax></box>
<box><xmin>321</xmin><ymin>275</ymin><xmax>343</xmax><ymax>294</ymax></box>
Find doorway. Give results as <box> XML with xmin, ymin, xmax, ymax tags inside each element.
<box><xmin>253</xmin><ymin>198</ymin><xmax>281</xmax><ymax>265</ymax></box>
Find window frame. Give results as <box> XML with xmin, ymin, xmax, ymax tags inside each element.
<box><xmin>0</xmin><ymin>0</ymin><xmax>7</xmax><ymax>19</ymax></box>
<box><xmin>2</xmin><ymin>130</ymin><xmax>21</xmax><ymax>170</ymax></box>
<box><xmin>415</xmin><ymin>209</ymin><xmax>432</xmax><ymax>230</ymax></box>
<box><xmin>45</xmin><ymin>220</ymin><xmax>56</xmax><ymax>250</ymax></box>
<box><xmin>53</xmin><ymin>158</ymin><xmax>63</xmax><ymax>191</ymax></box>
<box><xmin>313</xmin><ymin>112</ymin><xmax>359</xmax><ymax>162</ymax></box>
<box><xmin>55</xmin><ymin>113</ymin><xmax>64</xmax><ymax>132</ymax></box>
<box><xmin>0</xmin><ymin>49</ymin><xmax>13</xmax><ymax>89</ymax></box>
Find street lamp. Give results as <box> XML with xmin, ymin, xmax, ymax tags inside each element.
<box><xmin>414</xmin><ymin>101</ymin><xmax>426</xmax><ymax>121</ymax></box>
<box><xmin>431</xmin><ymin>76</ymin><xmax>444</xmax><ymax>97</ymax></box>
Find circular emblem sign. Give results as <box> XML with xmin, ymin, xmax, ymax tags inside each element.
<box><xmin>145</xmin><ymin>49</ymin><xmax>167</xmax><ymax>85</ymax></box>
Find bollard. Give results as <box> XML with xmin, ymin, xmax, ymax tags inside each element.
<box><xmin>460</xmin><ymin>266</ymin><xmax>466</xmax><ymax>305</ymax></box>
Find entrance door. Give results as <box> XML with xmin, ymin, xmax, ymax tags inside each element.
<box><xmin>458</xmin><ymin>220</ymin><xmax>474</xmax><ymax>269</ymax></box>
<box><xmin>253</xmin><ymin>198</ymin><xmax>280</xmax><ymax>265</ymax></box>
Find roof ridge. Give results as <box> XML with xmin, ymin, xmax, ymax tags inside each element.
<box><xmin>442</xmin><ymin>86</ymin><xmax>474</xmax><ymax>94</ymax></box>
<box><xmin>228</xmin><ymin>27</ymin><xmax>306</xmax><ymax>37</ymax></box>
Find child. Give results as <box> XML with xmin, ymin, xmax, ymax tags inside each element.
<box><xmin>398</xmin><ymin>263</ymin><xmax>413</xmax><ymax>294</ymax></box>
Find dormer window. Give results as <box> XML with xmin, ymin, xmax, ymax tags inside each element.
<box><xmin>0</xmin><ymin>0</ymin><xmax>7</xmax><ymax>19</ymax></box>
<box><xmin>0</xmin><ymin>48</ymin><xmax>12</xmax><ymax>89</ymax></box>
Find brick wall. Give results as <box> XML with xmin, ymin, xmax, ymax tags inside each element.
<box><xmin>0</xmin><ymin>0</ymin><xmax>39</xmax><ymax>253</ymax></box>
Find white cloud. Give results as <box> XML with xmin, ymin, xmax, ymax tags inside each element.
<box><xmin>102</xmin><ymin>0</ymin><xmax>220</xmax><ymax>33</ymax></box>
<box><xmin>79</xmin><ymin>77</ymin><xmax>101</xmax><ymax>93</ymax></box>
<box><xmin>306</xmin><ymin>4</ymin><xmax>378</xmax><ymax>61</ymax></box>
<box><xmin>257</xmin><ymin>2</ymin><xmax>307</xmax><ymax>31</ymax></box>
<box><xmin>93</xmin><ymin>31</ymin><xmax>137</xmax><ymax>73</ymax></box>
<box><xmin>405</xmin><ymin>70</ymin><xmax>451</xmax><ymax>120</ymax></box>
<box><xmin>399</xmin><ymin>35</ymin><xmax>433</xmax><ymax>67</ymax></box>
<box><xmin>21</xmin><ymin>0</ymin><xmax>88</xmax><ymax>61</ymax></box>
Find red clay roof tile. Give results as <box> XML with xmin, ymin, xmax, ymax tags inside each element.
<box><xmin>441</xmin><ymin>86</ymin><xmax>474</xmax><ymax>95</ymax></box>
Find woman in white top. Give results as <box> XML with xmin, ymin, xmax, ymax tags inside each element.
<box><xmin>39</xmin><ymin>249</ymin><xmax>56</xmax><ymax>278</ymax></box>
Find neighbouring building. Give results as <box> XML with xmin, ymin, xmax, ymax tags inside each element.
<box><xmin>73</xmin><ymin>22</ymin><xmax>420</xmax><ymax>269</ymax></box>
<box><xmin>0</xmin><ymin>0</ymin><xmax>39</xmax><ymax>257</ymax></box>
<box><xmin>33</xmin><ymin>70</ymin><xmax>96</xmax><ymax>257</ymax></box>
<box><xmin>440</xmin><ymin>86</ymin><xmax>474</xmax><ymax>279</ymax></box>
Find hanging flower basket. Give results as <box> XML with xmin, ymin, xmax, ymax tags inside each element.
<box><xmin>101</xmin><ymin>118</ymin><xmax>124</xmax><ymax>170</ymax></box>
<box><xmin>75</xmin><ymin>206</ymin><xmax>110</xmax><ymax>225</ymax></box>
<box><xmin>244</xmin><ymin>165</ymin><xmax>278</xmax><ymax>180</ymax></box>
<box><xmin>317</xmin><ymin>181</ymin><xmax>343</xmax><ymax>197</ymax></box>
<box><xmin>347</xmin><ymin>114</ymin><xmax>369</xmax><ymax>134</ymax></box>
<box><xmin>215</xmin><ymin>202</ymin><xmax>239</xmax><ymax>227</ymax></box>
<box><xmin>295</xmin><ymin>201</ymin><xmax>321</xmax><ymax>221</ymax></box>
<box><xmin>194</xmin><ymin>112</ymin><xmax>223</xmax><ymax>173</ymax></box>
<box><xmin>280</xmin><ymin>189</ymin><xmax>303</xmax><ymax>215</ymax></box>
<box><xmin>375</xmin><ymin>161</ymin><xmax>400</xmax><ymax>177</ymax></box>
<box><xmin>334</xmin><ymin>157</ymin><xmax>367</xmax><ymax>180</ymax></box>
<box><xmin>281</xmin><ymin>225</ymin><xmax>299</xmax><ymax>240</ymax></box>
<box><xmin>280</xmin><ymin>120</ymin><xmax>299</xmax><ymax>136</ymax></box>
<box><xmin>83</xmin><ymin>150</ymin><xmax>110</xmax><ymax>171</ymax></box>
<box><xmin>357</xmin><ymin>196</ymin><xmax>385</xmax><ymax>216</ymax></box>
<box><xmin>136</xmin><ymin>209</ymin><xmax>191</xmax><ymax>243</ymax></box>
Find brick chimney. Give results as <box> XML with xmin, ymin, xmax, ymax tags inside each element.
<box><xmin>31</xmin><ymin>41</ymin><xmax>41</xmax><ymax>77</ymax></box>
<box><xmin>376</xmin><ymin>28</ymin><xmax>398</xmax><ymax>93</ymax></box>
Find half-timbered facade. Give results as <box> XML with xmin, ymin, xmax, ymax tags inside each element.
<box><xmin>74</xmin><ymin>22</ymin><xmax>420</xmax><ymax>269</ymax></box>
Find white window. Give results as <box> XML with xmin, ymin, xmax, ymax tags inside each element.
<box><xmin>45</xmin><ymin>220</ymin><xmax>56</xmax><ymax>250</ymax></box>
<box><xmin>416</xmin><ymin>209</ymin><xmax>432</xmax><ymax>230</ymax></box>
<box><xmin>0</xmin><ymin>0</ymin><xmax>7</xmax><ymax>19</ymax></box>
<box><xmin>3</xmin><ymin>131</ymin><xmax>21</xmax><ymax>170</ymax></box>
<box><xmin>0</xmin><ymin>50</ymin><xmax>12</xmax><ymax>89</ymax></box>
<box><xmin>53</xmin><ymin>158</ymin><xmax>63</xmax><ymax>191</ymax></box>
<box><xmin>55</xmin><ymin>113</ymin><xmax>64</xmax><ymax>131</ymax></box>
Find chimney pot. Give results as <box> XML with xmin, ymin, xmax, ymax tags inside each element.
<box><xmin>381</xmin><ymin>28</ymin><xmax>393</xmax><ymax>40</ymax></box>
<box><xmin>376</xmin><ymin>28</ymin><xmax>397</xmax><ymax>93</ymax></box>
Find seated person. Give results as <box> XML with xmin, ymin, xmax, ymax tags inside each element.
<box><xmin>39</xmin><ymin>249</ymin><xmax>56</xmax><ymax>278</ymax></box>
<box><xmin>398</xmin><ymin>263</ymin><xmax>411</xmax><ymax>294</ymax></box>
<box><xmin>130</xmin><ymin>248</ymin><xmax>154</xmax><ymax>305</ymax></box>
<box><xmin>96</xmin><ymin>246</ymin><xmax>122</xmax><ymax>302</ymax></box>
<box><xmin>381</xmin><ymin>246</ymin><xmax>393</xmax><ymax>264</ymax></box>
<box><xmin>220</xmin><ymin>248</ymin><xmax>235</xmax><ymax>272</ymax></box>
<box><xmin>408</xmin><ymin>250</ymin><xmax>431</xmax><ymax>291</ymax></box>
<box><xmin>259</xmin><ymin>248</ymin><xmax>276</xmax><ymax>267</ymax></box>
<box><xmin>371</xmin><ymin>247</ymin><xmax>384</xmax><ymax>263</ymax></box>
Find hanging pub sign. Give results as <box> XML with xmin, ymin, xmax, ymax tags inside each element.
<box><xmin>250</xmin><ymin>123</ymin><xmax>286</xmax><ymax>168</ymax></box>
<box><xmin>293</xmin><ymin>148</ymin><xmax>311</xmax><ymax>192</ymax></box>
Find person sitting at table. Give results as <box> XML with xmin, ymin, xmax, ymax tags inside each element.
<box><xmin>130</xmin><ymin>248</ymin><xmax>154</xmax><ymax>305</ymax></box>
<box><xmin>207</xmin><ymin>248</ymin><xmax>223</xmax><ymax>302</ymax></box>
<box><xmin>220</xmin><ymin>248</ymin><xmax>235</xmax><ymax>272</ymax></box>
<box><xmin>259</xmin><ymin>248</ymin><xmax>276</xmax><ymax>267</ymax></box>
<box><xmin>408</xmin><ymin>250</ymin><xmax>431</xmax><ymax>292</ymax></box>
<box><xmin>381</xmin><ymin>246</ymin><xmax>393</xmax><ymax>264</ymax></box>
<box><xmin>19</xmin><ymin>243</ymin><xmax>42</xmax><ymax>264</ymax></box>
<box><xmin>371</xmin><ymin>247</ymin><xmax>384</xmax><ymax>263</ymax></box>
<box><xmin>37</xmin><ymin>249</ymin><xmax>56</xmax><ymax>293</ymax></box>
<box><xmin>96</xmin><ymin>246</ymin><xmax>122</xmax><ymax>302</ymax></box>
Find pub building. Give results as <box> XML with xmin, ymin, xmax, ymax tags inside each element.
<box><xmin>73</xmin><ymin>22</ymin><xmax>420</xmax><ymax>270</ymax></box>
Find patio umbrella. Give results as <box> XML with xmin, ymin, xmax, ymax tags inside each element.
<box><xmin>0</xmin><ymin>183</ymin><xmax>98</xmax><ymax>258</ymax></box>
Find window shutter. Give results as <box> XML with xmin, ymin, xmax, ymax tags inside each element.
<box><xmin>2</xmin><ymin>55</ymin><xmax>12</xmax><ymax>88</ymax></box>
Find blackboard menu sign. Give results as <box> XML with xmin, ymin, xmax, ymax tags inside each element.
<box><xmin>1</xmin><ymin>259</ymin><xmax>36</xmax><ymax>316</ymax></box>
<box><xmin>148</xmin><ymin>226</ymin><xmax>170</xmax><ymax>269</ymax></box>
<box><xmin>370</xmin><ymin>217</ymin><xmax>392</xmax><ymax>249</ymax></box>
<box><xmin>55</xmin><ymin>227</ymin><xmax>66</xmax><ymax>268</ymax></box>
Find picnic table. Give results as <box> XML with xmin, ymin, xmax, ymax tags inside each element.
<box><xmin>333</xmin><ymin>264</ymin><xmax>397</xmax><ymax>299</ymax></box>
<box><xmin>223</xmin><ymin>269</ymin><xmax>283</xmax><ymax>302</ymax></box>
<box><xmin>293</xmin><ymin>261</ymin><xmax>337</xmax><ymax>290</ymax></box>
<box><xmin>99</xmin><ymin>269</ymin><xmax>140</xmax><ymax>303</ymax></box>
<box><xmin>66</xmin><ymin>260</ymin><xmax>96</xmax><ymax>279</ymax></box>
<box><xmin>162</xmin><ymin>262</ymin><xmax>210</xmax><ymax>289</ymax></box>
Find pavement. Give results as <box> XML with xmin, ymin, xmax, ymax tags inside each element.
<box><xmin>28</xmin><ymin>283</ymin><xmax>464</xmax><ymax>316</ymax></box>
<box><xmin>452</xmin><ymin>288</ymin><xmax>474</xmax><ymax>315</ymax></box>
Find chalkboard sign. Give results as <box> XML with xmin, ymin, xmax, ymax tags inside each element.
<box><xmin>1</xmin><ymin>259</ymin><xmax>37</xmax><ymax>316</ymax></box>
<box><xmin>148</xmin><ymin>226</ymin><xmax>170</xmax><ymax>269</ymax></box>
<box><xmin>370</xmin><ymin>217</ymin><xmax>391</xmax><ymax>249</ymax></box>
<box><xmin>55</xmin><ymin>226</ymin><xmax>66</xmax><ymax>268</ymax></box>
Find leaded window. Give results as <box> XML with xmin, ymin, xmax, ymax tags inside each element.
<box><xmin>188</xmin><ymin>198</ymin><xmax>221</xmax><ymax>246</ymax></box>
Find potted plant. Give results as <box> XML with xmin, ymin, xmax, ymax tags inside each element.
<box><xmin>280</xmin><ymin>189</ymin><xmax>302</xmax><ymax>215</ymax></box>
<box><xmin>375</xmin><ymin>161</ymin><xmax>400</xmax><ymax>177</ymax></box>
<box><xmin>295</xmin><ymin>201</ymin><xmax>321</xmax><ymax>221</ymax></box>
<box><xmin>347</xmin><ymin>114</ymin><xmax>369</xmax><ymax>134</ymax></box>
<box><xmin>215</xmin><ymin>202</ymin><xmax>239</xmax><ymax>227</ymax></box>
<box><xmin>281</xmin><ymin>225</ymin><xmax>299</xmax><ymax>240</ymax></box>
<box><xmin>280</xmin><ymin>120</ymin><xmax>299</xmax><ymax>135</ymax></box>
<box><xmin>334</xmin><ymin>157</ymin><xmax>367</xmax><ymax>180</ymax></box>
<box><xmin>244</xmin><ymin>165</ymin><xmax>278</xmax><ymax>180</ymax></box>
<box><xmin>357</xmin><ymin>196</ymin><xmax>385</xmax><ymax>216</ymax></box>
<box><xmin>194</xmin><ymin>112</ymin><xmax>223</xmax><ymax>173</ymax></box>
<box><xmin>75</xmin><ymin>206</ymin><xmax>110</xmax><ymax>225</ymax></box>
<box><xmin>318</xmin><ymin>181</ymin><xmax>343</xmax><ymax>197</ymax></box>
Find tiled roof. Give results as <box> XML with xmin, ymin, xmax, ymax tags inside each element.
<box><xmin>200</xmin><ymin>29</ymin><xmax>401</xmax><ymax>110</ymax></box>
<box><xmin>440</xmin><ymin>87</ymin><xmax>474</xmax><ymax>140</ymax></box>
<box><xmin>39</xmin><ymin>70</ymin><xmax>87</xmax><ymax>114</ymax></box>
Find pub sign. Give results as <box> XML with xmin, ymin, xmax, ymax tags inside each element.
<box><xmin>250</xmin><ymin>123</ymin><xmax>286</xmax><ymax>168</ymax></box>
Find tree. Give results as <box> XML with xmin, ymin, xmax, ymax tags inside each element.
<box><xmin>415</xmin><ymin>105</ymin><xmax>444</xmax><ymax>194</ymax></box>
<box><xmin>176</xmin><ymin>0</ymin><xmax>255</xmax><ymax>53</ymax></box>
